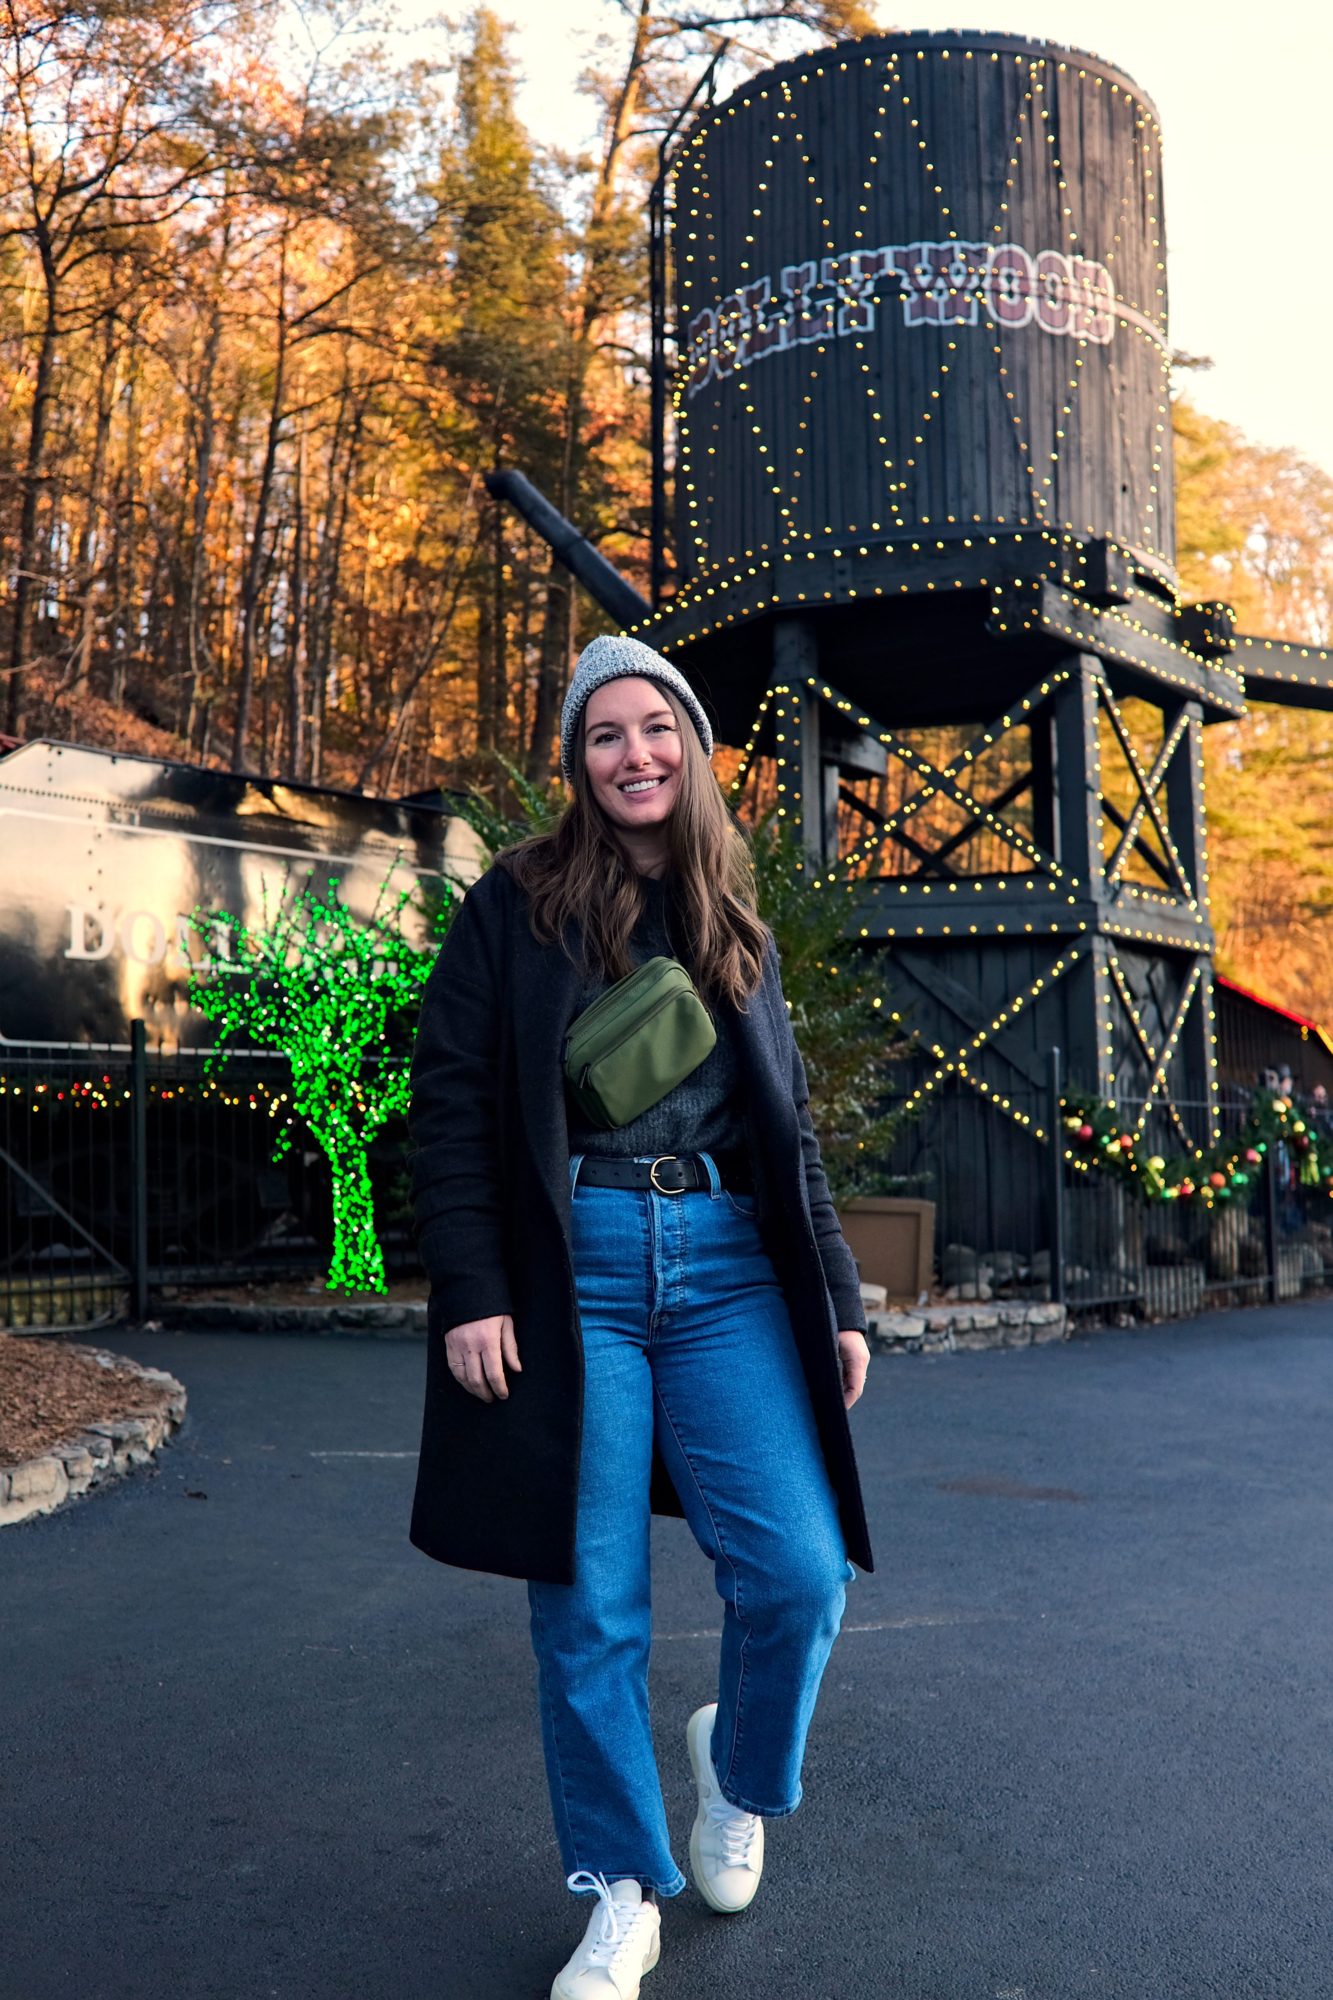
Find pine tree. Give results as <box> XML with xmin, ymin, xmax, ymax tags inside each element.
<box><xmin>433</xmin><ymin>8</ymin><xmax>568</xmax><ymax>770</ymax></box>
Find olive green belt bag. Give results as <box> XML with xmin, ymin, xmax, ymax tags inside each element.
<box><xmin>563</xmin><ymin>955</ymin><xmax>717</xmax><ymax>1130</ymax></box>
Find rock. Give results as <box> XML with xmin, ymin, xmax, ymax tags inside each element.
<box><xmin>985</xmin><ymin>1251</ymin><xmax>1022</xmax><ymax>1283</ymax></box>
<box><xmin>859</xmin><ymin>1282</ymin><xmax>888</xmax><ymax>1312</ymax></box>
<box><xmin>8</xmin><ymin>1456</ymin><xmax>68</xmax><ymax>1504</ymax></box>
<box><xmin>884</xmin><ymin>1312</ymin><xmax>926</xmax><ymax>1337</ymax></box>
<box><xmin>941</xmin><ymin>1243</ymin><xmax>980</xmax><ymax>1286</ymax></box>
<box><xmin>943</xmin><ymin>1281</ymin><xmax>993</xmax><ymax>1303</ymax></box>
<box><xmin>868</xmin><ymin>1310</ymin><xmax>942</xmax><ymax>1353</ymax></box>
<box><xmin>60</xmin><ymin>1446</ymin><xmax>97</xmax><ymax>1486</ymax></box>
<box><xmin>1030</xmin><ymin>1249</ymin><xmax>1051</xmax><ymax>1281</ymax></box>
<box><xmin>1031</xmin><ymin>1309</ymin><xmax>1068</xmax><ymax>1344</ymax></box>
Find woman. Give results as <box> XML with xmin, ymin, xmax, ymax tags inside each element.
<box><xmin>408</xmin><ymin>632</ymin><xmax>874</xmax><ymax>2000</ymax></box>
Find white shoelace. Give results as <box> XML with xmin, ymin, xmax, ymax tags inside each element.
<box><xmin>705</xmin><ymin>1798</ymin><xmax>760</xmax><ymax>1868</ymax></box>
<box><xmin>566</xmin><ymin>1870</ymin><xmax>651</xmax><ymax>1968</ymax></box>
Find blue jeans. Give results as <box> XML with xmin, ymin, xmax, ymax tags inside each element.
<box><xmin>526</xmin><ymin>1152</ymin><xmax>856</xmax><ymax>1897</ymax></box>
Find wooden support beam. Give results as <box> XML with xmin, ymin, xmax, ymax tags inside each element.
<box><xmin>1050</xmin><ymin>659</ymin><xmax>1104</xmax><ymax>892</ymax></box>
<box><xmin>770</xmin><ymin>619</ymin><xmax>822</xmax><ymax>871</ymax></box>
<box><xmin>988</xmin><ymin>581</ymin><xmax>1247</xmax><ymax>717</ymax></box>
<box><xmin>1230</xmin><ymin>634</ymin><xmax>1333</xmax><ymax>710</ymax></box>
<box><xmin>1099</xmin><ymin>797</ymin><xmax>1173</xmax><ymax>889</ymax></box>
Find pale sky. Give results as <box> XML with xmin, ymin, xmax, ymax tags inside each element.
<box><xmin>409</xmin><ymin>0</ymin><xmax>1333</xmax><ymax>478</ymax></box>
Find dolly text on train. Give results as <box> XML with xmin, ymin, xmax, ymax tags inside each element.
<box><xmin>681</xmin><ymin>240</ymin><xmax>1161</xmax><ymax>397</ymax></box>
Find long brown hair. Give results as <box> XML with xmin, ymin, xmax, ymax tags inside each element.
<box><xmin>499</xmin><ymin>681</ymin><xmax>770</xmax><ymax>1008</ymax></box>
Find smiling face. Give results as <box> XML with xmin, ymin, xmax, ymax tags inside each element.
<box><xmin>581</xmin><ymin>676</ymin><xmax>685</xmax><ymax>857</ymax></box>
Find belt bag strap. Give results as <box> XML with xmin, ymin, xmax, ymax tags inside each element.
<box><xmin>563</xmin><ymin>956</ymin><xmax>717</xmax><ymax>1130</ymax></box>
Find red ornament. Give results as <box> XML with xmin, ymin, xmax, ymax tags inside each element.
<box><xmin>1179</xmin><ymin>1180</ymin><xmax>1195</xmax><ymax>1198</ymax></box>
<box><xmin>1119</xmin><ymin>1134</ymin><xmax>1134</xmax><ymax>1151</ymax></box>
<box><xmin>1208</xmin><ymin>1172</ymin><xmax>1226</xmax><ymax>1189</ymax></box>
<box><xmin>1078</xmin><ymin>1123</ymin><xmax>1093</xmax><ymax>1142</ymax></box>
<box><xmin>1244</xmin><ymin>1148</ymin><xmax>1260</xmax><ymax>1164</ymax></box>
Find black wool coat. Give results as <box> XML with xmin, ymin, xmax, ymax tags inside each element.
<box><xmin>406</xmin><ymin>860</ymin><xmax>874</xmax><ymax>1586</ymax></box>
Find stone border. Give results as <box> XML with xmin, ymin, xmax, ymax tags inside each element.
<box><xmin>155</xmin><ymin>1295</ymin><xmax>1067</xmax><ymax>1353</ymax></box>
<box><xmin>868</xmin><ymin>1300</ymin><xmax>1068</xmax><ymax>1354</ymax></box>
<box><xmin>159</xmin><ymin>1300</ymin><xmax>427</xmax><ymax>1336</ymax></box>
<box><xmin>0</xmin><ymin>1350</ymin><xmax>187</xmax><ymax>1529</ymax></box>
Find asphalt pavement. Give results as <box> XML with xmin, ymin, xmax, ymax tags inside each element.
<box><xmin>2</xmin><ymin>1302</ymin><xmax>1331</xmax><ymax>2000</ymax></box>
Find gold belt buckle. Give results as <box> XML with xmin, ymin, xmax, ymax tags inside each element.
<box><xmin>648</xmin><ymin>1154</ymin><xmax>687</xmax><ymax>1196</ymax></box>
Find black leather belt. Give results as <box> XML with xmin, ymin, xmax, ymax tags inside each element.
<box><xmin>573</xmin><ymin>1151</ymin><xmax>755</xmax><ymax>1196</ymax></box>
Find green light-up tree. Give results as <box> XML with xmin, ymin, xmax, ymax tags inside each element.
<box><xmin>187</xmin><ymin>872</ymin><xmax>453</xmax><ymax>1294</ymax></box>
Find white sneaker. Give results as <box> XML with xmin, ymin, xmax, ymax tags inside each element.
<box><xmin>686</xmin><ymin>1703</ymin><xmax>765</xmax><ymax>1913</ymax></box>
<box><xmin>550</xmin><ymin>1871</ymin><xmax>662</xmax><ymax>2000</ymax></box>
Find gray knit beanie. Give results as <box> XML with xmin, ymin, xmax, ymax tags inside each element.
<box><xmin>560</xmin><ymin>634</ymin><xmax>713</xmax><ymax>786</ymax></box>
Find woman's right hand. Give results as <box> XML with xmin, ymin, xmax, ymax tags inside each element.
<box><xmin>444</xmin><ymin>1313</ymin><xmax>521</xmax><ymax>1402</ymax></box>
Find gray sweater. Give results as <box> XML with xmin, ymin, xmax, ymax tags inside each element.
<box><xmin>565</xmin><ymin>872</ymin><xmax>748</xmax><ymax>1159</ymax></box>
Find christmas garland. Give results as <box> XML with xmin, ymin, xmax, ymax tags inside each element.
<box><xmin>1059</xmin><ymin>1087</ymin><xmax>1333</xmax><ymax>1207</ymax></box>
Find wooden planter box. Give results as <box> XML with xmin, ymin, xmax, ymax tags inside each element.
<box><xmin>837</xmin><ymin>1197</ymin><xmax>936</xmax><ymax>1303</ymax></box>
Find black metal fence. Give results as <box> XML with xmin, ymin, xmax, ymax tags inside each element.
<box><xmin>872</xmin><ymin>1052</ymin><xmax>1333</xmax><ymax>1322</ymax></box>
<box><xmin>2</xmin><ymin>1031</ymin><xmax>1329</xmax><ymax>1331</ymax></box>
<box><xmin>0</xmin><ymin>1033</ymin><xmax>418</xmax><ymax>1329</ymax></box>
<box><xmin>1059</xmin><ymin>1089</ymin><xmax>1333</xmax><ymax>1321</ymax></box>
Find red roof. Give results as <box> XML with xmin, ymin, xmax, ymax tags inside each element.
<box><xmin>1216</xmin><ymin>972</ymin><xmax>1325</xmax><ymax>1035</ymax></box>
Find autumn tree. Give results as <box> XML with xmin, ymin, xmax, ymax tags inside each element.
<box><xmin>206</xmin><ymin>14</ymin><xmax>420</xmax><ymax>772</ymax></box>
<box><xmin>1173</xmin><ymin>396</ymin><xmax>1333</xmax><ymax>1023</ymax></box>
<box><xmin>367</xmin><ymin>6</ymin><xmax>567</xmax><ymax>790</ymax></box>
<box><xmin>0</xmin><ymin>0</ymin><xmax>889</xmax><ymax>798</ymax></box>
<box><xmin>0</xmin><ymin>0</ymin><xmax>237</xmax><ymax>733</ymax></box>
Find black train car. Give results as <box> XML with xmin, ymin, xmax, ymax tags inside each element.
<box><xmin>0</xmin><ymin>739</ymin><xmax>485</xmax><ymax>1051</ymax></box>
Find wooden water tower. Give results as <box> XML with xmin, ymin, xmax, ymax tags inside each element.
<box><xmin>634</xmin><ymin>30</ymin><xmax>1268</xmax><ymax>1233</ymax></box>
<box><xmin>492</xmin><ymin>26</ymin><xmax>1333</xmax><ymax>1247</ymax></box>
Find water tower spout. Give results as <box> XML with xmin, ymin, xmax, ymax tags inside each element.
<box><xmin>485</xmin><ymin>469</ymin><xmax>651</xmax><ymax>630</ymax></box>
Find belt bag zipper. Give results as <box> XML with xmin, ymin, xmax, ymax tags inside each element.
<box><xmin>563</xmin><ymin>958</ymin><xmax>690</xmax><ymax>1072</ymax></box>
<box><xmin>572</xmin><ymin>986</ymin><xmax>684</xmax><ymax>1087</ymax></box>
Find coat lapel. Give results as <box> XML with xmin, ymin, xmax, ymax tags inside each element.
<box><xmin>510</xmin><ymin>908</ymin><xmax>582</xmax><ymax>1221</ymax></box>
<box><xmin>730</xmin><ymin>950</ymin><xmax>797</xmax><ymax>1150</ymax></box>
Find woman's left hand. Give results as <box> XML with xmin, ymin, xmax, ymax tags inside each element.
<box><xmin>837</xmin><ymin>1330</ymin><xmax>871</xmax><ymax>1410</ymax></box>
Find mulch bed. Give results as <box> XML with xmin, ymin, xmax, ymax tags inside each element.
<box><xmin>0</xmin><ymin>1334</ymin><xmax>176</xmax><ymax>1468</ymax></box>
